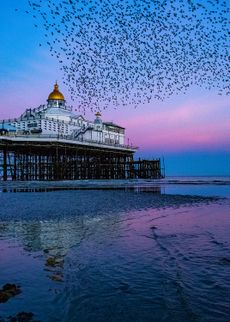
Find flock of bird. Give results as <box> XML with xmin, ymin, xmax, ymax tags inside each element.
<box><xmin>17</xmin><ymin>0</ymin><xmax>229</xmax><ymax>112</ymax></box>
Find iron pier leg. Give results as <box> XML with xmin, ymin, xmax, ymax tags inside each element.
<box><xmin>3</xmin><ymin>145</ymin><xmax>7</xmax><ymax>181</ymax></box>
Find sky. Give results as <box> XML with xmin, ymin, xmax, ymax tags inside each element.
<box><xmin>0</xmin><ymin>0</ymin><xmax>229</xmax><ymax>176</ymax></box>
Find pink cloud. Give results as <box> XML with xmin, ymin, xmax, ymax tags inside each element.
<box><xmin>120</xmin><ymin>94</ymin><xmax>230</xmax><ymax>152</ymax></box>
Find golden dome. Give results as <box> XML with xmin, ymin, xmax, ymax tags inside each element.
<box><xmin>95</xmin><ymin>112</ymin><xmax>101</xmax><ymax>117</ymax></box>
<box><xmin>48</xmin><ymin>82</ymin><xmax>65</xmax><ymax>101</ymax></box>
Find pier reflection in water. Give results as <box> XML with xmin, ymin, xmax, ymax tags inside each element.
<box><xmin>0</xmin><ymin>185</ymin><xmax>163</xmax><ymax>194</ymax></box>
<box><xmin>0</xmin><ymin>186</ymin><xmax>229</xmax><ymax>322</ymax></box>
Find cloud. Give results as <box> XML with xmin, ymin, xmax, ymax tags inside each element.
<box><xmin>122</xmin><ymin>92</ymin><xmax>229</xmax><ymax>152</ymax></box>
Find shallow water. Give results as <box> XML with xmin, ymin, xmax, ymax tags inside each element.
<box><xmin>0</xmin><ymin>179</ymin><xmax>230</xmax><ymax>322</ymax></box>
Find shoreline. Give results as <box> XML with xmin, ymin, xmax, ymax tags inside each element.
<box><xmin>0</xmin><ymin>177</ymin><xmax>230</xmax><ymax>194</ymax></box>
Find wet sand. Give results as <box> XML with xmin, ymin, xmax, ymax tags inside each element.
<box><xmin>0</xmin><ymin>179</ymin><xmax>229</xmax><ymax>322</ymax></box>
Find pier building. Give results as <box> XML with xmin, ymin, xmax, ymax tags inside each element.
<box><xmin>0</xmin><ymin>83</ymin><xmax>163</xmax><ymax>181</ymax></box>
<box><xmin>0</xmin><ymin>82</ymin><xmax>125</xmax><ymax>144</ymax></box>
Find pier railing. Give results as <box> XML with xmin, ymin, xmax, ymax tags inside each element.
<box><xmin>0</xmin><ymin>133</ymin><xmax>138</xmax><ymax>151</ymax></box>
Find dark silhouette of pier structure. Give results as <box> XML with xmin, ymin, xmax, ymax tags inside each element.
<box><xmin>0</xmin><ymin>138</ymin><xmax>164</xmax><ymax>181</ymax></box>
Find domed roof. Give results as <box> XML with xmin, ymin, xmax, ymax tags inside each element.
<box><xmin>48</xmin><ymin>82</ymin><xmax>65</xmax><ymax>101</ymax></box>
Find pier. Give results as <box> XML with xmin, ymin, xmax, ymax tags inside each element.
<box><xmin>0</xmin><ymin>84</ymin><xmax>164</xmax><ymax>181</ymax></box>
<box><xmin>0</xmin><ymin>136</ymin><xmax>163</xmax><ymax>181</ymax></box>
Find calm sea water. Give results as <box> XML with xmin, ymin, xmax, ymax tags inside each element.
<box><xmin>0</xmin><ymin>177</ymin><xmax>230</xmax><ymax>322</ymax></box>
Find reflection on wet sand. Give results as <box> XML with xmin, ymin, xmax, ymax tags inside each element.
<box><xmin>0</xmin><ymin>186</ymin><xmax>229</xmax><ymax>322</ymax></box>
<box><xmin>1</xmin><ymin>185</ymin><xmax>163</xmax><ymax>194</ymax></box>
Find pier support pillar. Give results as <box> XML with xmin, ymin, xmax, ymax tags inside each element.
<box><xmin>3</xmin><ymin>145</ymin><xmax>7</xmax><ymax>181</ymax></box>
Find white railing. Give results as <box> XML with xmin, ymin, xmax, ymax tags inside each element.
<box><xmin>0</xmin><ymin>133</ymin><xmax>138</xmax><ymax>150</ymax></box>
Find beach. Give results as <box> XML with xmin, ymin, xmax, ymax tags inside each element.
<box><xmin>0</xmin><ymin>178</ymin><xmax>230</xmax><ymax>322</ymax></box>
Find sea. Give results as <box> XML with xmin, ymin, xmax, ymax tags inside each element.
<box><xmin>0</xmin><ymin>177</ymin><xmax>230</xmax><ymax>322</ymax></box>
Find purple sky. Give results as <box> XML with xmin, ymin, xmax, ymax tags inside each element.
<box><xmin>0</xmin><ymin>1</ymin><xmax>229</xmax><ymax>175</ymax></box>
